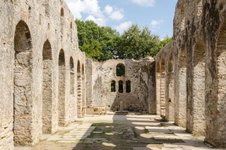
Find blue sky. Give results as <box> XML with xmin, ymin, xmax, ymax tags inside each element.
<box><xmin>65</xmin><ymin>0</ymin><xmax>177</xmax><ymax>39</ymax></box>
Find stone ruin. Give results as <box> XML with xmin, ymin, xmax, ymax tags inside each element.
<box><xmin>1</xmin><ymin>0</ymin><xmax>226</xmax><ymax>149</ymax></box>
<box><xmin>156</xmin><ymin>0</ymin><xmax>226</xmax><ymax>147</ymax></box>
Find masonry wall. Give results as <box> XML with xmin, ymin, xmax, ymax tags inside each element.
<box><xmin>0</xmin><ymin>0</ymin><xmax>85</xmax><ymax>149</ymax></box>
<box><xmin>86</xmin><ymin>58</ymin><xmax>156</xmax><ymax>114</ymax></box>
<box><xmin>155</xmin><ymin>0</ymin><xmax>226</xmax><ymax>147</ymax></box>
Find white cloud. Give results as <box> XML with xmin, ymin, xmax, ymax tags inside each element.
<box><xmin>65</xmin><ymin>0</ymin><xmax>105</xmax><ymax>25</ymax></box>
<box><xmin>104</xmin><ymin>5</ymin><xmax>124</xmax><ymax>21</ymax></box>
<box><xmin>109</xmin><ymin>10</ymin><xmax>124</xmax><ymax>20</ymax></box>
<box><xmin>85</xmin><ymin>15</ymin><xmax>105</xmax><ymax>26</ymax></box>
<box><xmin>115</xmin><ymin>21</ymin><xmax>133</xmax><ymax>34</ymax></box>
<box><xmin>104</xmin><ymin>5</ymin><xmax>113</xmax><ymax>15</ymax></box>
<box><xmin>150</xmin><ymin>19</ymin><xmax>163</xmax><ymax>33</ymax></box>
<box><xmin>65</xmin><ymin>1</ymin><xmax>124</xmax><ymax>26</ymax></box>
<box><xmin>151</xmin><ymin>19</ymin><xmax>163</xmax><ymax>28</ymax></box>
<box><xmin>130</xmin><ymin>0</ymin><xmax>155</xmax><ymax>7</ymax></box>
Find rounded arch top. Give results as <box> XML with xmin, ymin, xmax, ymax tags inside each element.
<box><xmin>58</xmin><ymin>49</ymin><xmax>65</xmax><ymax>66</ymax></box>
<box><xmin>60</xmin><ymin>8</ymin><xmax>64</xmax><ymax>17</ymax></box>
<box><xmin>116</xmin><ymin>63</ymin><xmax>125</xmax><ymax>76</ymax></box>
<box><xmin>43</xmin><ymin>40</ymin><xmax>52</xmax><ymax>60</ymax></box>
<box><xmin>194</xmin><ymin>41</ymin><xmax>205</xmax><ymax>65</ymax></box>
<box><xmin>14</xmin><ymin>20</ymin><xmax>32</xmax><ymax>53</ymax></box>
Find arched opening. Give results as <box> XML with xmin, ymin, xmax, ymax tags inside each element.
<box><xmin>70</xmin><ymin>57</ymin><xmax>75</xmax><ymax>95</ymax></box>
<box><xmin>116</xmin><ymin>63</ymin><xmax>125</xmax><ymax>76</ymax></box>
<box><xmin>77</xmin><ymin>60</ymin><xmax>82</xmax><ymax>118</ymax></box>
<box><xmin>190</xmin><ymin>41</ymin><xmax>205</xmax><ymax>136</ymax></box>
<box><xmin>160</xmin><ymin>59</ymin><xmax>166</xmax><ymax>118</ymax></box>
<box><xmin>111</xmin><ymin>80</ymin><xmax>116</xmax><ymax>92</ymax></box>
<box><xmin>58</xmin><ymin>49</ymin><xmax>65</xmax><ymax>126</ymax></box>
<box><xmin>13</xmin><ymin>20</ymin><xmax>33</xmax><ymax>145</ymax></box>
<box><xmin>42</xmin><ymin>40</ymin><xmax>52</xmax><ymax>134</ymax></box>
<box><xmin>118</xmin><ymin>80</ymin><xmax>123</xmax><ymax>93</ymax></box>
<box><xmin>126</xmin><ymin>80</ymin><xmax>131</xmax><ymax>93</ymax></box>
<box><xmin>167</xmin><ymin>54</ymin><xmax>175</xmax><ymax>121</ymax></box>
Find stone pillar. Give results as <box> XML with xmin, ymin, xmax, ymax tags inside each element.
<box><xmin>160</xmin><ymin>72</ymin><xmax>166</xmax><ymax>117</ymax></box>
<box><xmin>58</xmin><ymin>65</ymin><xmax>66</xmax><ymax>126</ymax></box>
<box><xmin>156</xmin><ymin>73</ymin><xmax>161</xmax><ymax>115</ymax></box>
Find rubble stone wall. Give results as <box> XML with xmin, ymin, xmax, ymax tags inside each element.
<box><xmin>156</xmin><ymin>0</ymin><xmax>226</xmax><ymax>147</ymax></box>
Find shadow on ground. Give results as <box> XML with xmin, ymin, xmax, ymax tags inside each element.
<box><xmin>15</xmin><ymin>114</ymin><xmax>219</xmax><ymax>150</ymax></box>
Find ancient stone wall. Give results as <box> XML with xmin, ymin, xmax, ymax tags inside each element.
<box><xmin>156</xmin><ymin>0</ymin><xmax>226</xmax><ymax>147</ymax></box>
<box><xmin>0</xmin><ymin>0</ymin><xmax>86</xmax><ymax>149</ymax></box>
<box><xmin>86</xmin><ymin>58</ymin><xmax>156</xmax><ymax>114</ymax></box>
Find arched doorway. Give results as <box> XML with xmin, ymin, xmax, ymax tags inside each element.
<box><xmin>58</xmin><ymin>49</ymin><xmax>65</xmax><ymax>126</ymax></box>
<box><xmin>42</xmin><ymin>40</ymin><xmax>52</xmax><ymax>133</ymax></box>
<box><xmin>13</xmin><ymin>20</ymin><xmax>33</xmax><ymax>145</ymax></box>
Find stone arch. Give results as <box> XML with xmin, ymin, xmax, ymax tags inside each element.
<box><xmin>58</xmin><ymin>49</ymin><xmax>65</xmax><ymax>126</ymax></box>
<box><xmin>189</xmin><ymin>41</ymin><xmax>206</xmax><ymax>136</ymax></box>
<box><xmin>13</xmin><ymin>20</ymin><xmax>33</xmax><ymax>145</ymax></box>
<box><xmin>42</xmin><ymin>40</ymin><xmax>53</xmax><ymax>134</ymax></box>
<box><xmin>70</xmin><ymin>57</ymin><xmax>75</xmax><ymax>95</ymax></box>
<box><xmin>116</xmin><ymin>63</ymin><xmax>125</xmax><ymax>76</ymax></box>
<box><xmin>77</xmin><ymin>60</ymin><xmax>82</xmax><ymax>117</ymax></box>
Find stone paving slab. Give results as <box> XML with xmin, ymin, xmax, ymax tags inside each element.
<box><xmin>15</xmin><ymin>115</ymin><xmax>220</xmax><ymax>150</ymax></box>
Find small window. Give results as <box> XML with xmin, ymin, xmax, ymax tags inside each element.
<box><xmin>111</xmin><ymin>80</ymin><xmax>116</xmax><ymax>92</ymax></box>
<box><xmin>126</xmin><ymin>80</ymin><xmax>131</xmax><ymax>93</ymax></box>
<box><xmin>60</xmin><ymin>8</ymin><xmax>64</xmax><ymax>17</ymax></box>
<box><xmin>116</xmin><ymin>63</ymin><xmax>125</xmax><ymax>76</ymax></box>
<box><xmin>118</xmin><ymin>80</ymin><xmax>123</xmax><ymax>93</ymax></box>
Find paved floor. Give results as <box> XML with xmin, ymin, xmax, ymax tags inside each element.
<box><xmin>15</xmin><ymin>115</ymin><xmax>223</xmax><ymax>150</ymax></box>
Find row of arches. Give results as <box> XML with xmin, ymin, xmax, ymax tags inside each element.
<box><xmin>157</xmin><ymin>43</ymin><xmax>205</xmax><ymax>135</ymax></box>
<box><xmin>156</xmin><ymin>21</ymin><xmax>226</xmax><ymax>146</ymax></box>
<box><xmin>13</xmin><ymin>20</ymin><xmax>84</xmax><ymax>145</ymax></box>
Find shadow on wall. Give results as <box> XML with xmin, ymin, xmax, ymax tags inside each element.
<box><xmin>109</xmin><ymin>61</ymin><xmax>151</xmax><ymax>114</ymax></box>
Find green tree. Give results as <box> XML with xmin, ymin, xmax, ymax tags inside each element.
<box><xmin>75</xmin><ymin>20</ymin><xmax>172</xmax><ymax>61</ymax></box>
<box><xmin>76</xmin><ymin>20</ymin><xmax>119</xmax><ymax>61</ymax></box>
<box><xmin>114</xmin><ymin>25</ymin><xmax>161</xmax><ymax>59</ymax></box>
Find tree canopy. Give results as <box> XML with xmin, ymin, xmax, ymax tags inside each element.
<box><xmin>75</xmin><ymin>20</ymin><xmax>172</xmax><ymax>61</ymax></box>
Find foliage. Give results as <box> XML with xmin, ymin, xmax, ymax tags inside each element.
<box><xmin>75</xmin><ymin>20</ymin><xmax>172</xmax><ymax>61</ymax></box>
